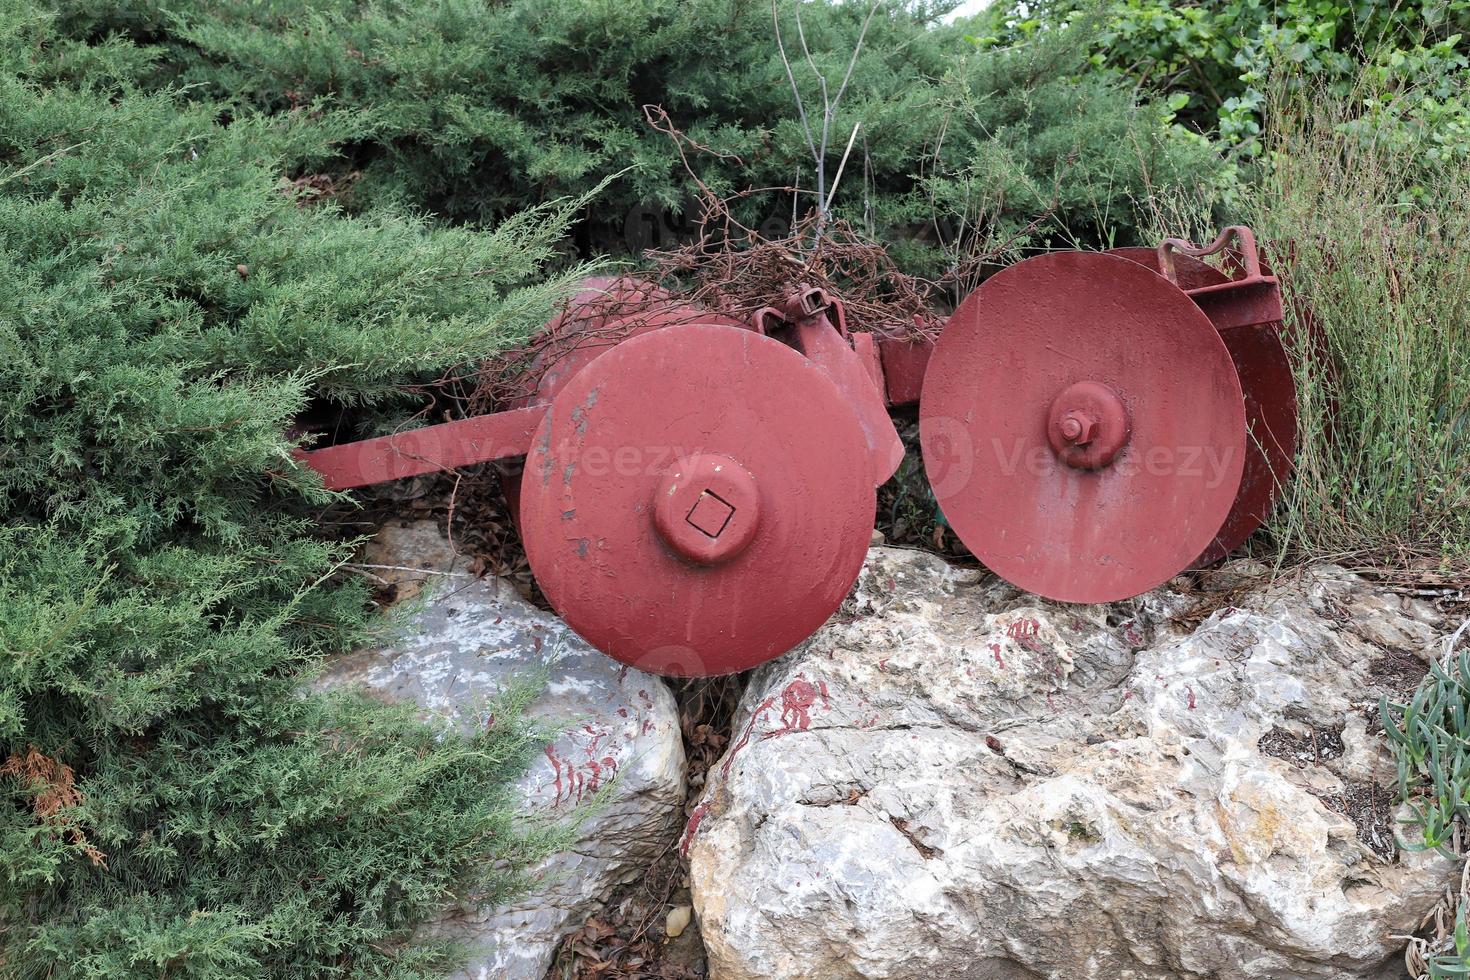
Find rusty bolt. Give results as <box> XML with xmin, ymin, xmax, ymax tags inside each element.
<box><xmin>1062</xmin><ymin>412</ymin><xmax>1097</xmax><ymax>445</ymax></box>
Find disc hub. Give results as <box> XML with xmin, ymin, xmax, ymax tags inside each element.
<box><xmin>653</xmin><ymin>452</ymin><xmax>761</xmax><ymax>565</ymax></box>
<box><xmin>1046</xmin><ymin>380</ymin><xmax>1130</xmax><ymax>469</ymax></box>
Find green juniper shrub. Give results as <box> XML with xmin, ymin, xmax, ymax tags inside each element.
<box><xmin>0</xmin><ymin>6</ymin><xmax>585</xmax><ymax>976</ymax></box>
<box><xmin>51</xmin><ymin>0</ymin><xmax>1226</xmax><ymax>271</ymax></box>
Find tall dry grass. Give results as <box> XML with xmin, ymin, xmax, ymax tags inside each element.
<box><xmin>1249</xmin><ymin>77</ymin><xmax>1470</xmax><ymax>569</ymax></box>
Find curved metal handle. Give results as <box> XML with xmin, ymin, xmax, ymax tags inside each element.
<box><xmin>1157</xmin><ymin>225</ymin><xmax>1263</xmax><ymax>284</ymax></box>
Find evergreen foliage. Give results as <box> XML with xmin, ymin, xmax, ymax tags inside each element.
<box><xmin>0</xmin><ymin>6</ymin><xmax>581</xmax><ymax>975</ymax></box>
<box><xmin>53</xmin><ymin>0</ymin><xmax>1225</xmax><ymax>270</ymax></box>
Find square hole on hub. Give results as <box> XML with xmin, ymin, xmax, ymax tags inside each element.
<box><xmin>686</xmin><ymin>490</ymin><xmax>735</xmax><ymax>538</ymax></box>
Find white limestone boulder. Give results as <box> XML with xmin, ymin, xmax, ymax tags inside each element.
<box><xmin>317</xmin><ymin>522</ymin><xmax>685</xmax><ymax>980</ymax></box>
<box><xmin>688</xmin><ymin>547</ymin><xmax>1453</xmax><ymax>980</ymax></box>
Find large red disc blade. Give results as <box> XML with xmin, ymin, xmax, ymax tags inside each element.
<box><xmin>520</xmin><ymin>324</ymin><xmax>875</xmax><ymax>676</ymax></box>
<box><xmin>919</xmin><ymin>251</ymin><xmax>1246</xmax><ymax>603</ymax></box>
<box><xmin>1108</xmin><ymin>248</ymin><xmax>1297</xmax><ymax>566</ymax></box>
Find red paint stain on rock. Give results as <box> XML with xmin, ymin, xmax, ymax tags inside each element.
<box><xmin>766</xmin><ymin>677</ymin><xmax>831</xmax><ymax>738</ymax></box>
<box><xmin>1121</xmin><ymin>619</ymin><xmax>1144</xmax><ymax>647</ymax></box>
<box><xmin>722</xmin><ymin>675</ymin><xmax>833</xmax><ymax>777</ymax></box>
<box><xmin>680</xmin><ymin>801</ymin><xmax>710</xmax><ymax>857</ymax></box>
<box><xmin>543</xmin><ymin>730</ymin><xmax>622</xmax><ymax>807</ymax></box>
<box><xmin>1006</xmin><ymin>618</ymin><xmax>1040</xmax><ymax>641</ymax></box>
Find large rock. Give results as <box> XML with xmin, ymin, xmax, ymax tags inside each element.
<box><xmin>687</xmin><ymin>547</ymin><xmax>1454</xmax><ymax>980</ymax></box>
<box><xmin>317</xmin><ymin>522</ymin><xmax>686</xmax><ymax>980</ymax></box>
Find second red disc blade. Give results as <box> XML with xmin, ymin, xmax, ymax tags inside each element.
<box><xmin>920</xmin><ymin>251</ymin><xmax>1247</xmax><ymax>603</ymax></box>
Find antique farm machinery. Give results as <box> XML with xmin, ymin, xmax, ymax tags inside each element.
<box><xmin>298</xmin><ymin>227</ymin><xmax>1295</xmax><ymax>677</ymax></box>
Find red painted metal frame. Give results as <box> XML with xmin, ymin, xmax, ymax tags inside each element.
<box><xmin>296</xmin><ymin>405</ymin><xmax>547</xmax><ymax>491</ymax></box>
<box><xmin>293</xmin><ymin>226</ymin><xmax>1295</xmax><ymax>667</ymax></box>
<box><xmin>877</xmin><ymin>333</ymin><xmax>934</xmax><ymax>408</ymax></box>
<box><xmin>753</xmin><ymin>286</ymin><xmax>904</xmax><ymax>486</ymax></box>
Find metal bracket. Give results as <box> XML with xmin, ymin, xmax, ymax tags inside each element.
<box><xmin>753</xmin><ymin>284</ymin><xmax>902</xmax><ymax>485</ymax></box>
<box><xmin>1158</xmin><ymin>225</ymin><xmax>1284</xmax><ymax>331</ymax></box>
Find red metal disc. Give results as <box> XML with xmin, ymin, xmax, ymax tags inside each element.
<box><xmin>919</xmin><ymin>251</ymin><xmax>1247</xmax><ymax>603</ymax></box>
<box><xmin>520</xmin><ymin>323</ymin><xmax>875</xmax><ymax>677</ymax></box>
<box><xmin>1108</xmin><ymin>248</ymin><xmax>1297</xmax><ymax>566</ymax></box>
